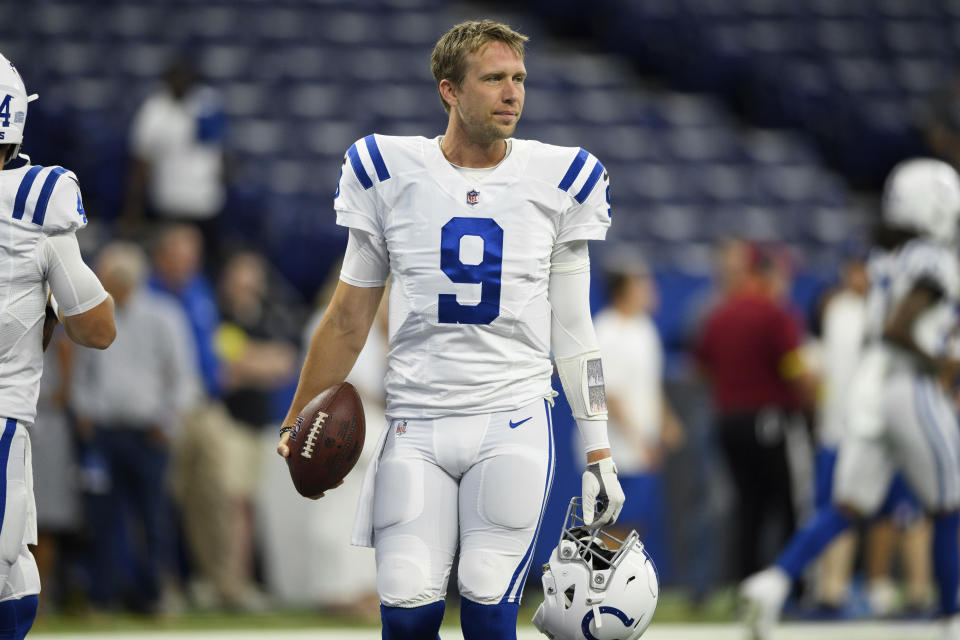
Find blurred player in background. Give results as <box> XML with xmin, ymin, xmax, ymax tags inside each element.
<box><xmin>812</xmin><ymin>248</ymin><xmax>932</xmax><ymax>616</ymax></box>
<box><xmin>277</xmin><ymin>20</ymin><xmax>624</xmax><ymax>640</ymax></box>
<box><xmin>741</xmin><ymin>158</ymin><xmax>960</xmax><ymax>640</ymax></box>
<box><xmin>0</xmin><ymin>53</ymin><xmax>116</xmax><ymax>638</ymax></box>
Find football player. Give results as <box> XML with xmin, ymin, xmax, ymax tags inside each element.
<box><xmin>277</xmin><ymin>20</ymin><xmax>625</xmax><ymax>639</ymax></box>
<box><xmin>740</xmin><ymin>158</ymin><xmax>960</xmax><ymax>640</ymax></box>
<box><xmin>0</xmin><ymin>53</ymin><xmax>115</xmax><ymax>638</ymax></box>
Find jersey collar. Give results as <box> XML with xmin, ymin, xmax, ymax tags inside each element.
<box><xmin>422</xmin><ymin>136</ymin><xmax>530</xmax><ymax>210</ymax></box>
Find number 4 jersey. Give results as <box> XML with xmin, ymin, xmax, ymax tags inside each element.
<box><xmin>335</xmin><ymin>134</ymin><xmax>611</xmax><ymax>419</ymax></box>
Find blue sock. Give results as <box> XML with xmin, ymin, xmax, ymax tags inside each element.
<box><xmin>460</xmin><ymin>598</ymin><xmax>518</xmax><ymax>640</ymax></box>
<box><xmin>933</xmin><ymin>512</ymin><xmax>960</xmax><ymax>617</ymax></box>
<box><xmin>0</xmin><ymin>595</ymin><xmax>38</xmax><ymax>640</ymax></box>
<box><xmin>381</xmin><ymin>600</ymin><xmax>445</xmax><ymax>640</ymax></box>
<box><xmin>775</xmin><ymin>505</ymin><xmax>852</xmax><ymax>581</ymax></box>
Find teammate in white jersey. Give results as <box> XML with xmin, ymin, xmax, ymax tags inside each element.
<box><xmin>277</xmin><ymin>20</ymin><xmax>624</xmax><ymax>639</ymax></box>
<box><xmin>740</xmin><ymin>158</ymin><xmax>960</xmax><ymax>640</ymax></box>
<box><xmin>0</xmin><ymin>53</ymin><xmax>115</xmax><ymax>638</ymax></box>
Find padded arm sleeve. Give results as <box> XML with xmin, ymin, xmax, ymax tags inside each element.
<box><xmin>549</xmin><ymin>242</ymin><xmax>610</xmax><ymax>453</ymax></box>
<box><xmin>42</xmin><ymin>233</ymin><xmax>107</xmax><ymax>316</ymax></box>
<box><xmin>340</xmin><ymin>228</ymin><xmax>389</xmax><ymax>287</ymax></box>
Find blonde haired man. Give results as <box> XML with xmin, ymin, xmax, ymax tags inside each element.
<box><xmin>278</xmin><ymin>20</ymin><xmax>622</xmax><ymax>639</ymax></box>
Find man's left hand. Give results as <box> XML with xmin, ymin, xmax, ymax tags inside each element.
<box><xmin>582</xmin><ymin>456</ymin><xmax>625</xmax><ymax>528</ymax></box>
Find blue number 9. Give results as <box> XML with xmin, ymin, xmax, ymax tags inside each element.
<box><xmin>438</xmin><ymin>217</ymin><xmax>503</xmax><ymax>324</ymax></box>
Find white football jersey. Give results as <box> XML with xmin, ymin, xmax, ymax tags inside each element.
<box><xmin>335</xmin><ymin>135</ymin><xmax>610</xmax><ymax>419</ymax></box>
<box><xmin>0</xmin><ymin>164</ymin><xmax>88</xmax><ymax>423</ymax></box>
<box><xmin>863</xmin><ymin>238</ymin><xmax>960</xmax><ymax>363</ymax></box>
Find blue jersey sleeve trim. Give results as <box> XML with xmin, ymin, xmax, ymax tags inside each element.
<box><xmin>364</xmin><ymin>134</ymin><xmax>390</xmax><ymax>182</ymax></box>
<box><xmin>347</xmin><ymin>143</ymin><xmax>374</xmax><ymax>190</ymax></box>
<box><xmin>557</xmin><ymin>148</ymin><xmax>588</xmax><ymax>192</ymax></box>
<box><xmin>32</xmin><ymin>167</ymin><xmax>68</xmax><ymax>226</ymax></box>
<box><xmin>574</xmin><ymin>160</ymin><xmax>605</xmax><ymax>205</ymax></box>
<box><xmin>12</xmin><ymin>166</ymin><xmax>42</xmax><ymax>220</ymax></box>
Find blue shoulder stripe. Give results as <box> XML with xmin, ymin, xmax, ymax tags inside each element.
<box><xmin>574</xmin><ymin>160</ymin><xmax>605</xmax><ymax>204</ymax></box>
<box><xmin>364</xmin><ymin>134</ymin><xmax>390</xmax><ymax>182</ymax></box>
<box><xmin>557</xmin><ymin>148</ymin><xmax>588</xmax><ymax>192</ymax></box>
<box><xmin>347</xmin><ymin>143</ymin><xmax>373</xmax><ymax>190</ymax></box>
<box><xmin>32</xmin><ymin>167</ymin><xmax>68</xmax><ymax>226</ymax></box>
<box><xmin>12</xmin><ymin>166</ymin><xmax>42</xmax><ymax>220</ymax></box>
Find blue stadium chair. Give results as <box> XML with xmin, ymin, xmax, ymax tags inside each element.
<box><xmin>228</xmin><ymin>118</ymin><xmax>286</xmax><ymax>155</ymax></box>
<box><xmin>287</xmin><ymin>83</ymin><xmax>340</xmax><ymax>119</ymax></box>
<box><xmin>198</xmin><ymin>46</ymin><xmax>250</xmax><ymax>82</ymax></box>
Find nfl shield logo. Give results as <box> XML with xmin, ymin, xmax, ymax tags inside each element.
<box><xmin>466</xmin><ymin>189</ymin><xmax>480</xmax><ymax>206</ymax></box>
<box><xmin>396</xmin><ymin>420</ymin><xmax>407</xmax><ymax>436</ymax></box>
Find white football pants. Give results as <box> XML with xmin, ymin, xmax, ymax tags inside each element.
<box><xmin>0</xmin><ymin>419</ymin><xmax>39</xmax><ymax>602</ymax></box>
<box><xmin>835</xmin><ymin>372</ymin><xmax>960</xmax><ymax>514</ymax></box>
<box><xmin>372</xmin><ymin>398</ymin><xmax>555</xmax><ymax>607</ymax></box>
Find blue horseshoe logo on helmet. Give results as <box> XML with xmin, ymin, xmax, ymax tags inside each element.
<box><xmin>580</xmin><ymin>606</ymin><xmax>637</xmax><ymax>640</ymax></box>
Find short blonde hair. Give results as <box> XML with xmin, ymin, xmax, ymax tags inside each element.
<box><xmin>430</xmin><ymin>20</ymin><xmax>529</xmax><ymax>113</ymax></box>
<box><xmin>97</xmin><ymin>241</ymin><xmax>148</xmax><ymax>288</ymax></box>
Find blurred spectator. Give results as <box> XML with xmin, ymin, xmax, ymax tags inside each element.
<box><xmin>592</xmin><ymin>254</ymin><xmax>684</xmax><ymax>583</ymax></box>
<box><xmin>213</xmin><ymin>251</ymin><xmax>299</xmax><ymax>609</ymax></box>
<box><xmin>31</xmin><ymin>334</ymin><xmax>79</xmax><ymax>613</ymax></box>
<box><xmin>149</xmin><ymin>224</ymin><xmax>221</xmax><ymax>401</ymax></box>
<box><xmin>685</xmin><ymin>237</ymin><xmax>751</xmax><ymax>338</ymax></box>
<box><xmin>123</xmin><ymin>58</ymin><xmax>228</xmax><ymax>265</ymax></box>
<box><xmin>70</xmin><ymin>242</ymin><xmax>197</xmax><ymax>613</ymax></box>
<box><xmin>146</xmin><ymin>224</ymin><xmax>244</xmax><ymax>608</ymax></box>
<box><xmin>695</xmin><ymin>244</ymin><xmax>815</xmax><ymax>580</ymax></box>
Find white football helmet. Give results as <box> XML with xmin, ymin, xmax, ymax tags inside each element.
<box><xmin>882</xmin><ymin>158</ymin><xmax>960</xmax><ymax>245</ymax></box>
<box><xmin>0</xmin><ymin>52</ymin><xmax>37</xmax><ymax>165</ymax></box>
<box><xmin>533</xmin><ymin>498</ymin><xmax>659</xmax><ymax>640</ymax></box>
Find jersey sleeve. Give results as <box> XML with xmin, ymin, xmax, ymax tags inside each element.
<box><xmin>340</xmin><ymin>228</ymin><xmax>389</xmax><ymax>287</ymax></box>
<box><xmin>11</xmin><ymin>165</ymin><xmax>87</xmax><ymax>234</ymax></box>
<box><xmin>556</xmin><ymin>148</ymin><xmax>611</xmax><ymax>244</ymax></box>
<box><xmin>42</xmin><ymin>233</ymin><xmax>107</xmax><ymax>316</ymax></box>
<box><xmin>898</xmin><ymin>242</ymin><xmax>954</xmax><ymax>298</ymax></box>
<box><xmin>41</xmin><ymin>170</ymin><xmax>88</xmax><ymax>234</ymax></box>
<box><xmin>334</xmin><ymin>135</ymin><xmax>389</xmax><ymax>239</ymax></box>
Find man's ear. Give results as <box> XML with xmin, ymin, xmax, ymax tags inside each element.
<box><xmin>439</xmin><ymin>78</ymin><xmax>459</xmax><ymax>109</ymax></box>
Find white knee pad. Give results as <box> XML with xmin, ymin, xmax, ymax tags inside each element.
<box><xmin>833</xmin><ymin>438</ymin><xmax>891</xmax><ymax>516</ymax></box>
<box><xmin>373</xmin><ymin>458</ymin><xmax>424</xmax><ymax>531</ymax></box>
<box><xmin>478</xmin><ymin>454</ymin><xmax>545</xmax><ymax>530</ymax></box>
<box><xmin>458</xmin><ymin>549</ymin><xmax>515</xmax><ymax>604</ymax></box>
<box><xmin>0</xmin><ymin>429</ymin><xmax>28</xmax><ymax>568</ymax></box>
<box><xmin>375</xmin><ymin>534</ymin><xmax>434</xmax><ymax>607</ymax></box>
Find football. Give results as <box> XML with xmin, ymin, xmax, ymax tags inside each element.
<box><xmin>286</xmin><ymin>382</ymin><xmax>365</xmax><ymax>498</ymax></box>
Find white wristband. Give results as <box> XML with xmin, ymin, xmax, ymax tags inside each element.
<box><xmin>577</xmin><ymin>418</ymin><xmax>610</xmax><ymax>453</ymax></box>
<box><xmin>49</xmin><ymin>294</ymin><xmax>61</xmax><ymax>321</ymax></box>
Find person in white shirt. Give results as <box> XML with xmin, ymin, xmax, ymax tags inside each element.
<box><xmin>592</xmin><ymin>255</ymin><xmax>683</xmax><ymax>582</ymax></box>
<box><xmin>123</xmin><ymin>58</ymin><xmax>227</xmax><ymax>262</ymax></box>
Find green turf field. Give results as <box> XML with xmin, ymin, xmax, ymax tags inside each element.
<box><xmin>26</xmin><ymin>590</ymin><xmax>944</xmax><ymax>639</ymax></box>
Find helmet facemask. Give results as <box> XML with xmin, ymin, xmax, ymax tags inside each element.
<box><xmin>533</xmin><ymin>498</ymin><xmax>659</xmax><ymax>640</ymax></box>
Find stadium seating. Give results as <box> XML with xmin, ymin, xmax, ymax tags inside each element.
<box><xmin>6</xmin><ymin>0</ymin><xmax>889</xmax><ymax>308</ymax></box>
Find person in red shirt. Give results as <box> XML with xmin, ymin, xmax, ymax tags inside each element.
<box><xmin>696</xmin><ymin>244</ymin><xmax>814</xmax><ymax>580</ymax></box>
